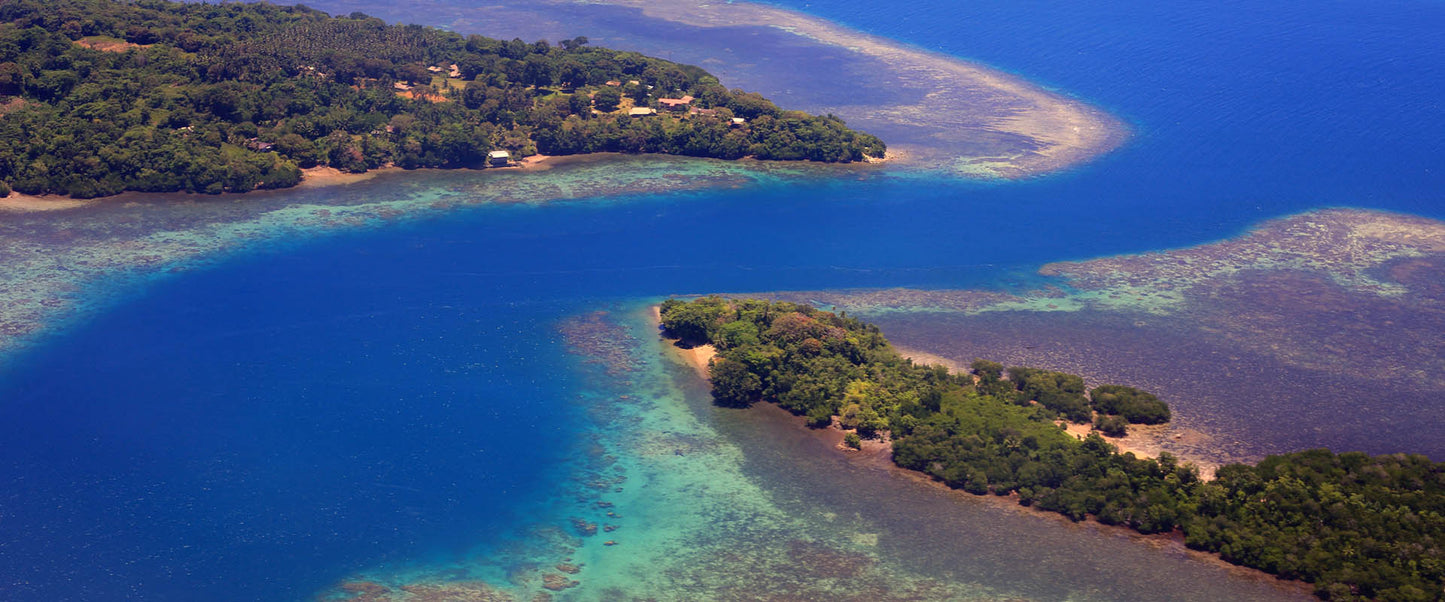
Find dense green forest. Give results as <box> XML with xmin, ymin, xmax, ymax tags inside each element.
<box><xmin>0</xmin><ymin>0</ymin><xmax>885</xmax><ymax>198</ymax></box>
<box><xmin>661</xmin><ymin>297</ymin><xmax>1445</xmax><ymax>601</ymax></box>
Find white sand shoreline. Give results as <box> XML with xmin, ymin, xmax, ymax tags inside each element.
<box><xmin>569</xmin><ymin>0</ymin><xmax>1127</xmax><ymax>177</ymax></box>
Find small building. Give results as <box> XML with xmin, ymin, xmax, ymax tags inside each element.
<box><xmin>488</xmin><ymin>150</ymin><xmax>512</xmax><ymax>167</ymax></box>
<box><xmin>605</xmin><ymin>80</ymin><xmax>622</xmax><ymax>87</ymax></box>
<box><xmin>689</xmin><ymin>107</ymin><xmax>718</xmax><ymax>117</ymax></box>
<box><xmin>730</xmin><ymin>117</ymin><xmax>747</xmax><ymax>127</ymax></box>
<box><xmin>448</xmin><ymin>64</ymin><xmax>461</xmax><ymax>78</ymax></box>
<box><xmin>427</xmin><ymin>65</ymin><xmax>443</xmax><ymax>73</ymax></box>
<box><xmin>393</xmin><ymin>82</ymin><xmax>413</xmax><ymax>91</ymax></box>
<box><xmin>658</xmin><ymin>95</ymin><xmax>695</xmax><ymax>111</ymax></box>
<box><xmin>245</xmin><ymin>139</ymin><xmax>274</xmax><ymax>152</ymax></box>
<box><xmin>629</xmin><ymin>107</ymin><xmax>657</xmax><ymax>117</ymax></box>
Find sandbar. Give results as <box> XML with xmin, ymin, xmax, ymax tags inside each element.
<box><xmin>582</xmin><ymin>0</ymin><xmax>1127</xmax><ymax>176</ymax></box>
<box><xmin>310</xmin><ymin>0</ymin><xmax>1126</xmax><ymax>177</ymax></box>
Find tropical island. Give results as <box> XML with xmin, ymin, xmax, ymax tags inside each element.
<box><xmin>0</xmin><ymin>0</ymin><xmax>885</xmax><ymax>199</ymax></box>
<box><xmin>661</xmin><ymin>296</ymin><xmax>1445</xmax><ymax>602</ymax></box>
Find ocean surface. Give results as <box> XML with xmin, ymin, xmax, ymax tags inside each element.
<box><xmin>1</xmin><ymin>0</ymin><xmax>1442</xmax><ymax>599</ymax></box>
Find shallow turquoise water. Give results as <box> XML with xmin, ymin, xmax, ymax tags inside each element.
<box><xmin>2</xmin><ymin>0</ymin><xmax>1443</xmax><ymax>599</ymax></box>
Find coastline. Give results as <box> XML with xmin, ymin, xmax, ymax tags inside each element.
<box><xmin>1062</xmin><ymin>421</ymin><xmax>1219</xmax><ymax>480</ymax></box>
<box><xmin>810</xmin><ymin>407</ymin><xmax>1303</xmax><ymax>596</ymax></box>
<box><xmin>0</xmin><ymin>0</ymin><xmax>1134</xmax><ymax>208</ymax></box>
<box><xmin>893</xmin><ymin>344</ymin><xmax>966</xmax><ymax>371</ymax></box>
<box><xmin>0</xmin><ymin>155</ymin><xmax>837</xmax><ymax>368</ymax></box>
<box><xmin>533</xmin><ymin>0</ymin><xmax>1127</xmax><ymax>177</ymax></box>
<box><xmin>296</xmin><ymin>165</ymin><xmax>397</xmax><ymax>188</ymax></box>
<box><xmin>0</xmin><ymin>193</ymin><xmax>97</xmax><ymax>212</ymax></box>
<box><xmin>652</xmin><ymin>305</ymin><xmax>1306</xmax><ymax>597</ymax></box>
<box><xmin>7</xmin><ymin>1</ymin><xmax>1436</xmax><ymax>598</ymax></box>
<box><xmin>286</xmin><ymin>0</ymin><xmax>1126</xmax><ymax>177</ymax></box>
<box><xmin>875</xmin><ymin>442</ymin><xmax>1311</xmax><ymax>597</ymax></box>
<box><xmin>653</xmin><ymin>304</ymin><xmax>889</xmax><ymax>455</ymax></box>
<box><xmin>0</xmin><ymin>165</ymin><xmax>405</xmax><ymax>211</ymax></box>
<box><xmin>894</xmin><ymin>344</ymin><xmax>1219</xmax><ymax>478</ymax></box>
<box><xmin>659</xmin><ymin>310</ymin><xmax>1213</xmax><ymax>468</ymax></box>
<box><xmin>774</xmin><ymin>208</ymin><xmax>1445</xmax><ymax>463</ymax></box>
<box><xmin>0</xmin><ymin>150</ymin><xmax>884</xmax><ymax>207</ymax></box>
<box><xmin>649</xmin><ymin>305</ymin><xmax>716</xmax><ymax>380</ymax></box>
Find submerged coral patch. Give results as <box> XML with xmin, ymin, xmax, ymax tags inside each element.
<box><xmin>763</xmin><ymin>209</ymin><xmax>1445</xmax><ymax>463</ymax></box>
<box><xmin>0</xmin><ymin>157</ymin><xmax>849</xmax><ymax>369</ymax></box>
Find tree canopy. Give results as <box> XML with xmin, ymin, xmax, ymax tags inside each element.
<box><xmin>0</xmin><ymin>0</ymin><xmax>885</xmax><ymax>198</ymax></box>
<box><xmin>661</xmin><ymin>296</ymin><xmax>1445</xmax><ymax>601</ymax></box>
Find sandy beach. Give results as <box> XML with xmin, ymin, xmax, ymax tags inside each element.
<box><xmin>899</xmin><ymin>344</ymin><xmax>1218</xmax><ymax>478</ymax></box>
<box><xmin>1063</xmin><ymin>422</ymin><xmax>1219</xmax><ymax>480</ymax></box>
<box><xmin>0</xmin><ymin>166</ymin><xmax>400</xmax><ymax>211</ymax></box>
<box><xmin>297</xmin><ymin>165</ymin><xmax>400</xmax><ymax>188</ymax></box>
<box><xmin>894</xmin><ymin>344</ymin><xmax>968</xmax><ymax>371</ymax></box>
<box><xmin>649</xmin><ymin>306</ymin><xmax>1301</xmax><ymax>594</ymax></box>
<box><xmin>518</xmin><ymin>154</ymin><xmax>555</xmax><ymax>169</ymax></box>
<box><xmin>653</xmin><ymin>304</ymin><xmax>892</xmax><ymax>457</ymax></box>
<box><xmin>0</xmin><ymin>151</ymin><xmax>755</xmax><ymax>209</ymax></box>
<box><xmin>675</xmin><ymin>343</ymin><xmax>715</xmax><ymax>379</ymax></box>
<box><xmin>650</xmin><ymin>305</ymin><xmax>717</xmax><ymax>380</ymax></box>
<box><xmin>0</xmin><ymin>193</ymin><xmax>97</xmax><ymax>213</ymax></box>
<box><xmin>552</xmin><ymin>0</ymin><xmax>1126</xmax><ymax>177</ymax></box>
<box><xmin>294</xmin><ymin>0</ymin><xmax>1126</xmax><ymax>177</ymax></box>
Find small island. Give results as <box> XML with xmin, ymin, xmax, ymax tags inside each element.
<box><xmin>0</xmin><ymin>0</ymin><xmax>885</xmax><ymax>199</ymax></box>
<box><xmin>661</xmin><ymin>296</ymin><xmax>1445</xmax><ymax>601</ymax></box>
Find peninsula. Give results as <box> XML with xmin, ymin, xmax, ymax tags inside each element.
<box><xmin>293</xmin><ymin>0</ymin><xmax>1128</xmax><ymax>177</ymax></box>
<box><xmin>0</xmin><ymin>0</ymin><xmax>884</xmax><ymax>199</ymax></box>
<box><xmin>661</xmin><ymin>296</ymin><xmax>1445</xmax><ymax>601</ymax></box>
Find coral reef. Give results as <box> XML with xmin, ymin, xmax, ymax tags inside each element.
<box><xmin>761</xmin><ymin>209</ymin><xmax>1445</xmax><ymax>463</ymax></box>
<box><xmin>0</xmin><ymin>157</ymin><xmax>844</xmax><ymax>368</ymax></box>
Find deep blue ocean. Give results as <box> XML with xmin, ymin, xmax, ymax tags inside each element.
<box><xmin>1</xmin><ymin>1</ymin><xmax>1442</xmax><ymax>599</ymax></box>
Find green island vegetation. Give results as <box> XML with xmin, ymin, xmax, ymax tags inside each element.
<box><xmin>661</xmin><ymin>297</ymin><xmax>1445</xmax><ymax>601</ymax></box>
<box><xmin>0</xmin><ymin>0</ymin><xmax>885</xmax><ymax>198</ymax></box>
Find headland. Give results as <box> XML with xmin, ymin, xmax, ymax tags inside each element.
<box><xmin>0</xmin><ymin>156</ymin><xmax>844</xmax><ymax>367</ymax></box>
<box><xmin>656</xmin><ymin>295</ymin><xmax>1445</xmax><ymax>599</ymax></box>
<box><xmin>284</xmin><ymin>0</ymin><xmax>1129</xmax><ymax>177</ymax></box>
<box><xmin>585</xmin><ymin>0</ymin><xmax>1128</xmax><ymax>176</ymax></box>
<box><xmin>756</xmin><ymin>208</ymin><xmax>1445</xmax><ymax>464</ymax></box>
<box><xmin>318</xmin><ymin>302</ymin><xmax>1314</xmax><ymax>601</ymax></box>
<box><xmin>0</xmin><ymin>0</ymin><xmax>885</xmax><ymax>200</ymax></box>
<box><xmin>0</xmin><ymin>0</ymin><xmax>1134</xmax><ymax>363</ymax></box>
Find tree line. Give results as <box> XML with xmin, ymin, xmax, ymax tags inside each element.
<box><xmin>661</xmin><ymin>296</ymin><xmax>1444</xmax><ymax>601</ymax></box>
<box><xmin>0</xmin><ymin>0</ymin><xmax>885</xmax><ymax>198</ymax></box>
